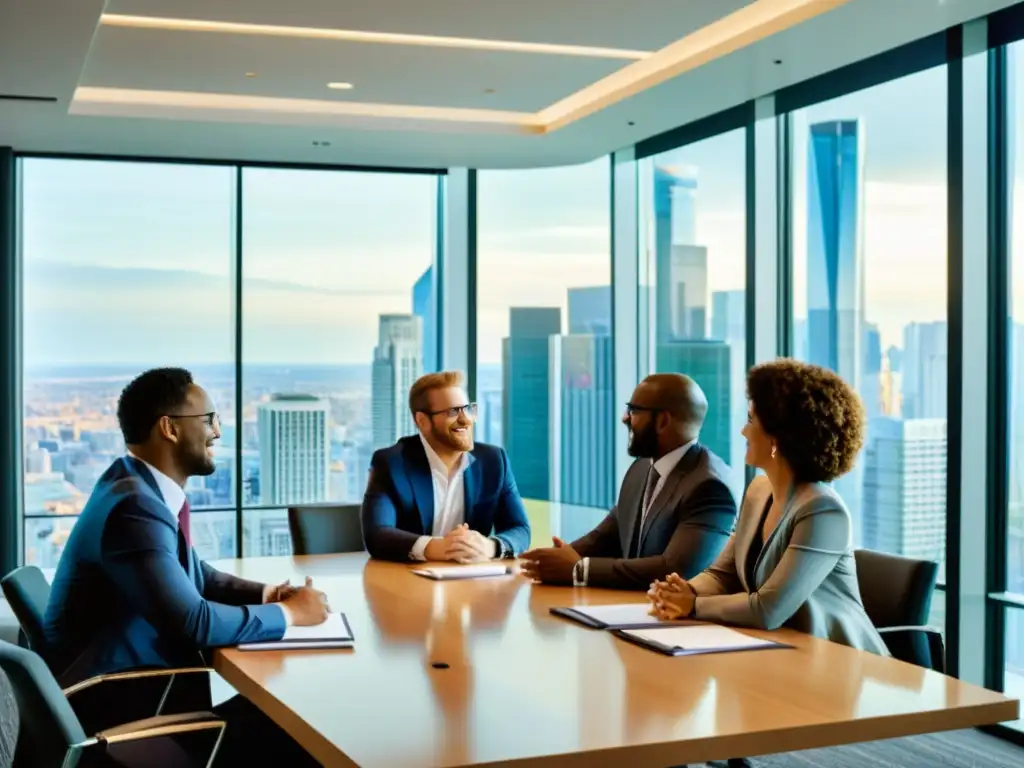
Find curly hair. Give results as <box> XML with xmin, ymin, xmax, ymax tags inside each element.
<box><xmin>117</xmin><ymin>367</ymin><xmax>194</xmax><ymax>445</ymax></box>
<box><xmin>747</xmin><ymin>359</ymin><xmax>865</xmax><ymax>483</ymax></box>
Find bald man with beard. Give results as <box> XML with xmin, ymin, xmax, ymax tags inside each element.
<box><xmin>520</xmin><ymin>373</ymin><xmax>737</xmax><ymax>590</ymax></box>
<box><xmin>360</xmin><ymin>370</ymin><xmax>531</xmax><ymax>562</ymax></box>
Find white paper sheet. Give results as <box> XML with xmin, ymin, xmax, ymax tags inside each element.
<box><xmin>410</xmin><ymin>564</ymin><xmax>513</xmax><ymax>580</ymax></box>
<box><xmin>621</xmin><ymin>624</ymin><xmax>778</xmax><ymax>651</ymax></box>
<box><xmin>567</xmin><ymin>603</ymin><xmax>668</xmax><ymax>626</ymax></box>
<box><xmin>236</xmin><ymin>611</ymin><xmax>353</xmax><ymax>650</ymax></box>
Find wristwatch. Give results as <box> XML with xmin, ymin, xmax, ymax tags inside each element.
<box><xmin>490</xmin><ymin>536</ymin><xmax>511</xmax><ymax>559</ymax></box>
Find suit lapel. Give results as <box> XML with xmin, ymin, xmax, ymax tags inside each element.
<box><xmin>404</xmin><ymin>439</ymin><xmax>436</xmax><ymax>534</ymax></box>
<box><xmin>619</xmin><ymin>462</ymin><xmax>647</xmax><ymax>556</ymax></box>
<box><xmin>127</xmin><ymin>457</ymin><xmax>193</xmax><ymax>573</ymax></box>
<box><xmin>638</xmin><ymin>444</ymin><xmax>700</xmax><ymax>552</ymax></box>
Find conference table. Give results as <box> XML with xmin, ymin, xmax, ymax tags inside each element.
<box><xmin>211</xmin><ymin>553</ymin><xmax>1018</xmax><ymax>768</ymax></box>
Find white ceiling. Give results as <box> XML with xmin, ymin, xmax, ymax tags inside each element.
<box><xmin>0</xmin><ymin>0</ymin><xmax>1018</xmax><ymax>169</ymax></box>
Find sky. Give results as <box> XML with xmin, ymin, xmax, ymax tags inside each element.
<box><xmin>19</xmin><ymin>55</ymin><xmax>1024</xmax><ymax>370</ymax></box>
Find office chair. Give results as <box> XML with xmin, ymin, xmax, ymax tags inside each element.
<box><xmin>1</xmin><ymin>567</ymin><xmax>50</xmax><ymax>656</ymax></box>
<box><xmin>855</xmin><ymin>548</ymin><xmax>945</xmax><ymax>672</ymax></box>
<box><xmin>288</xmin><ymin>504</ymin><xmax>365</xmax><ymax>555</ymax></box>
<box><xmin>0</xmin><ymin>640</ymin><xmax>223</xmax><ymax>767</ymax></box>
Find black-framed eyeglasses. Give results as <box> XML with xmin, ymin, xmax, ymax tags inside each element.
<box><xmin>624</xmin><ymin>402</ymin><xmax>662</xmax><ymax>416</ymax></box>
<box><xmin>166</xmin><ymin>412</ymin><xmax>219</xmax><ymax>427</ymax></box>
<box><xmin>422</xmin><ymin>403</ymin><xmax>477</xmax><ymax>420</ymax></box>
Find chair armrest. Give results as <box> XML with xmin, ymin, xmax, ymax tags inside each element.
<box><xmin>878</xmin><ymin>625</ymin><xmax>945</xmax><ymax>673</ymax></box>
<box><xmin>62</xmin><ymin>667</ymin><xmax>211</xmax><ymax>697</ymax></box>
<box><xmin>70</xmin><ymin>712</ymin><xmax>226</xmax><ymax>767</ymax></box>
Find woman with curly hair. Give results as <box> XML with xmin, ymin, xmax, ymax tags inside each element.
<box><xmin>647</xmin><ymin>358</ymin><xmax>889</xmax><ymax>655</ymax></box>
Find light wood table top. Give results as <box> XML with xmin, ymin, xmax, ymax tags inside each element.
<box><xmin>211</xmin><ymin>554</ymin><xmax>1019</xmax><ymax>768</ymax></box>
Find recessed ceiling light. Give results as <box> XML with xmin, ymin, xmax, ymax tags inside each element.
<box><xmin>327</xmin><ymin>82</ymin><xmax>353</xmax><ymax>90</ymax></box>
<box><xmin>245</xmin><ymin>72</ymin><xmax>257</xmax><ymax>78</ymax></box>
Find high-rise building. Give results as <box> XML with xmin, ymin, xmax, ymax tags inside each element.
<box><xmin>549</xmin><ymin>333</ymin><xmax>614</xmax><ymax>509</ymax></box>
<box><xmin>902</xmin><ymin>321</ymin><xmax>947</xmax><ymax>420</ymax></box>
<box><xmin>412</xmin><ymin>267</ymin><xmax>436</xmax><ymax>371</ymax></box>
<box><xmin>656</xmin><ymin>340</ymin><xmax>731</xmax><ymax>463</ymax></box>
<box><xmin>862</xmin><ymin>417</ymin><xmax>946</xmax><ymax>569</ymax></box>
<box><xmin>807</xmin><ymin>118</ymin><xmax>866</xmax><ymax>536</ymax></box>
<box><xmin>711</xmin><ymin>290</ymin><xmax>746</xmax><ymax>493</ymax></box>
<box><xmin>653</xmin><ymin>166</ymin><xmax>701</xmax><ymax>343</ymax></box>
<box><xmin>567</xmin><ymin>286</ymin><xmax>611</xmax><ymax>335</ymax></box>
<box><xmin>257</xmin><ymin>394</ymin><xmax>330</xmax><ymax>506</ymax></box>
<box><xmin>477</xmin><ymin>390</ymin><xmax>503</xmax><ymax>445</ymax></box>
<box><xmin>503</xmin><ymin>307</ymin><xmax>561</xmax><ymax>500</ymax></box>
<box><xmin>667</xmin><ymin>244</ymin><xmax>708</xmax><ymax>340</ymax></box>
<box><xmin>372</xmin><ymin>314</ymin><xmax>422</xmax><ymax>449</ymax></box>
<box><xmin>862</xmin><ymin>323</ymin><xmax>883</xmax><ymax>422</ymax></box>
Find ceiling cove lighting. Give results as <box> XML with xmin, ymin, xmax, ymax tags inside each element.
<box><xmin>327</xmin><ymin>82</ymin><xmax>354</xmax><ymax>90</ymax></box>
<box><xmin>99</xmin><ymin>13</ymin><xmax>651</xmax><ymax>60</ymax></box>
<box><xmin>85</xmin><ymin>1</ymin><xmax>850</xmax><ymax>135</ymax></box>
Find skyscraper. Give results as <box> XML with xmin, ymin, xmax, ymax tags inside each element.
<box><xmin>902</xmin><ymin>321</ymin><xmax>947</xmax><ymax>420</ymax></box>
<box><xmin>653</xmin><ymin>166</ymin><xmax>700</xmax><ymax>344</ymax></box>
<box><xmin>862</xmin><ymin>417</ymin><xmax>946</xmax><ymax>568</ymax></box>
<box><xmin>257</xmin><ymin>394</ymin><xmax>330</xmax><ymax>506</ymax></box>
<box><xmin>711</xmin><ymin>289</ymin><xmax>746</xmax><ymax>494</ymax></box>
<box><xmin>412</xmin><ymin>266</ymin><xmax>436</xmax><ymax>372</ymax></box>
<box><xmin>807</xmin><ymin>118</ymin><xmax>866</xmax><ymax>537</ymax></box>
<box><xmin>503</xmin><ymin>307</ymin><xmax>561</xmax><ymax>500</ymax></box>
<box><xmin>567</xmin><ymin>286</ymin><xmax>612</xmax><ymax>335</ymax></box>
<box><xmin>656</xmin><ymin>340</ymin><xmax>731</xmax><ymax>463</ymax></box>
<box><xmin>549</xmin><ymin>333</ymin><xmax>614</xmax><ymax>509</ymax></box>
<box><xmin>862</xmin><ymin>323</ymin><xmax>883</xmax><ymax>422</ymax></box>
<box><xmin>372</xmin><ymin>314</ymin><xmax>422</xmax><ymax>449</ymax></box>
<box><xmin>668</xmin><ymin>244</ymin><xmax>709</xmax><ymax>339</ymax></box>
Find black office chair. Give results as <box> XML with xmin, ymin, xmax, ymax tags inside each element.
<box><xmin>1</xmin><ymin>567</ymin><xmax>50</xmax><ymax>655</ymax></box>
<box><xmin>288</xmin><ymin>504</ymin><xmax>365</xmax><ymax>555</ymax></box>
<box><xmin>0</xmin><ymin>640</ymin><xmax>223</xmax><ymax>767</ymax></box>
<box><xmin>1</xmin><ymin>667</ymin><xmax>16</xmax><ymax>768</ymax></box>
<box><xmin>854</xmin><ymin>548</ymin><xmax>945</xmax><ymax>672</ymax></box>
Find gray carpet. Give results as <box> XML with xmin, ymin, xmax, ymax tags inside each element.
<box><xmin>710</xmin><ymin>728</ymin><xmax>1023</xmax><ymax>767</ymax></box>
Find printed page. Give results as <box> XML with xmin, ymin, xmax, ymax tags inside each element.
<box><xmin>567</xmin><ymin>603</ymin><xmax>667</xmax><ymax>626</ymax></box>
<box><xmin>412</xmin><ymin>564</ymin><xmax>511</xmax><ymax>579</ymax></box>
<box><xmin>622</xmin><ymin>624</ymin><xmax>777</xmax><ymax>650</ymax></box>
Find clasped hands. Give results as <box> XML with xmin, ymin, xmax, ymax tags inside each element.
<box><xmin>263</xmin><ymin>576</ymin><xmax>332</xmax><ymax>626</ymax></box>
<box><xmin>518</xmin><ymin>537</ymin><xmax>580</xmax><ymax>584</ymax></box>
<box><xmin>424</xmin><ymin>523</ymin><xmax>498</xmax><ymax>563</ymax></box>
<box><xmin>647</xmin><ymin>572</ymin><xmax>697</xmax><ymax>620</ymax></box>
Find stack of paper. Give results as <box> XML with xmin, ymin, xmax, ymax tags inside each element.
<box><xmin>410</xmin><ymin>564</ymin><xmax>513</xmax><ymax>580</ymax></box>
<box><xmin>552</xmin><ymin>602</ymin><xmax>682</xmax><ymax>629</ymax></box>
<box><xmin>617</xmin><ymin>624</ymin><xmax>787</xmax><ymax>656</ymax></box>
<box><xmin>237</xmin><ymin>612</ymin><xmax>354</xmax><ymax>651</ymax></box>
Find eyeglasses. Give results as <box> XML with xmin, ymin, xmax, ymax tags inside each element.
<box><xmin>166</xmin><ymin>412</ymin><xmax>219</xmax><ymax>427</ymax></box>
<box><xmin>423</xmin><ymin>403</ymin><xmax>477</xmax><ymax>420</ymax></box>
<box><xmin>624</xmin><ymin>402</ymin><xmax>662</xmax><ymax>416</ymax></box>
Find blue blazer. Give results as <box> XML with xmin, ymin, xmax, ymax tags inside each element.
<box><xmin>43</xmin><ymin>457</ymin><xmax>286</xmax><ymax>686</ymax></box>
<box><xmin>360</xmin><ymin>437</ymin><xmax>531</xmax><ymax>561</ymax></box>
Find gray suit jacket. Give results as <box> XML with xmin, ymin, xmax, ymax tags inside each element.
<box><xmin>571</xmin><ymin>443</ymin><xmax>736</xmax><ymax>590</ymax></box>
<box><xmin>689</xmin><ymin>475</ymin><xmax>889</xmax><ymax>655</ymax></box>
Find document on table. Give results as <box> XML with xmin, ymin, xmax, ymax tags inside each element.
<box><xmin>411</xmin><ymin>564</ymin><xmax>514</xmax><ymax>580</ymax></box>
<box><xmin>616</xmin><ymin>624</ymin><xmax>791</xmax><ymax>656</ymax></box>
<box><xmin>551</xmin><ymin>602</ymin><xmax>686</xmax><ymax>629</ymax></box>
<box><xmin>237</xmin><ymin>612</ymin><xmax>354</xmax><ymax>651</ymax></box>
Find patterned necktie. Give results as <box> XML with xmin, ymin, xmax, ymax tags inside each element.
<box><xmin>179</xmin><ymin>498</ymin><xmax>192</xmax><ymax>549</ymax></box>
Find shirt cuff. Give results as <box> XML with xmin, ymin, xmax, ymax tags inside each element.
<box><xmin>410</xmin><ymin>535</ymin><xmax>433</xmax><ymax>561</ymax></box>
<box><xmin>277</xmin><ymin>603</ymin><xmax>292</xmax><ymax>627</ymax></box>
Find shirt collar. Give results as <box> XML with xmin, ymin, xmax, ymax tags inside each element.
<box><xmin>127</xmin><ymin>452</ymin><xmax>186</xmax><ymax>514</ymax></box>
<box><xmin>419</xmin><ymin>434</ymin><xmax>469</xmax><ymax>480</ymax></box>
<box><xmin>651</xmin><ymin>439</ymin><xmax>696</xmax><ymax>479</ymax></box>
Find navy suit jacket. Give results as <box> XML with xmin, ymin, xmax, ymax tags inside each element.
<box><xmin>43</xmin><ymin>457</ymin><xmax>286</xmax><ymax>686</ymax></box>
<box><xmin>360</xmin><ymin>437</ymin><xmax>531</xmax><ymax>561</ymax></box>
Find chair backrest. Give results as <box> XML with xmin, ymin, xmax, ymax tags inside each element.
<box><xmin>0</xmin><ymin>667</ymin><xmax>17</xmax><ymax>768</ymax></box>
<box><xmin>0</xmin><ymin>568</ymin><xmax>50</xmax><ymax>656</ymax></box>
<box><xmin>854</xmin><ymin>549</ymin><xmax>938</xmax><ymax>629</ymax></box>
<box><xmin>288</xmin><ymin>504</ymin><xmax>365</xmax><ymax>556</ymax></box>
<box><xmin>0</xmin><ymin>640</ymin><xmax>85</xmax><ymax>768</ymax></box>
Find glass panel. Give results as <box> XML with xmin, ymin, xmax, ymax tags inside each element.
<box><xmin>476</xmin><ymin>159</ymin><xmax>612</xmax><ymax>506</ymax></box>
<box><xmin>20</xmin><ymin>159</ymin><xmax>236</xmax><ymax>566</ymax></box>
<box><xmin>240</xmin><ymin>169</ymin><xmax>437</xmax><ymax>558</ymax></box>
<box><xmin>1005</xmin><ymin>607</ymin><xmax>1024</xmax><ymax>732</ymax></box>
<box><xmin>638</xmin><ymin>129</ymin><xmax>748</xmax><ymax>499</ymax></box>
<box><xmin>191</xmin><ymin>510</ymin><xmax>238</xmax><ymax>562</ymax></box>
<box><xmin>1008</xmin><ymin>42</ymin><xmax>1024</xmax><ymax>598</ymax></box>
<box><xmin>242</xmin><ymin>508</ymin><xmax>293</xmax><ymax>558</ymax></box>
<box><xmin>789</xmin><ymin>66</ymin><xmax>948</xmax><ymax>574</ymax></box>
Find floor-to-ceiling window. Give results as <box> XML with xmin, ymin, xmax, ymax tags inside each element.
<box><xmin>787</xmin><ymin>65</ymin><xmax>949</xmax><ymax>619</ymax></box>
<box><xmin>476</xmin><ymin>159</ymin><xmax>611</xmax><ymax>540</ymax></box>
<box><xmin>20</xmin><ymin>159</ymin><xmax>236</xmax><ymax>564</ymax></box>
<box><xmin>638</xmin><ymin>129</ymin><xmax>748</xmax><ymax>500</ymax></box>
<box><xmin>240</xmin><ymin>168</ymin><xmax>437</xmax><ymax>557</ymax></box>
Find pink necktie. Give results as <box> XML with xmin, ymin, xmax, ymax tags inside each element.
<box><xmin>179</xmin><ymin>499</ymin><xmax>192</xmax><ymax>549</ymax></box>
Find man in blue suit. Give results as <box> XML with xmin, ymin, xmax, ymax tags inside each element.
<box><xmin>44</xmin><ymin>367</ymin><xmax>326</xmax><ymax>764</ymax></box>
<box><xmin>361</xmin><ymin>371</ymin><xmax>530</xmax><ymax>562</ymax></box>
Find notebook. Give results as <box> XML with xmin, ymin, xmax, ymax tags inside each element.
<box><xmin>410</xmin><ymin>564</ymin><xmax>515</xmax><ymax>580</ymax></box>
<box><xmin>612</xmin><ymin>624</ymin><xmax>792</xmax><ymax>657</ymax></box>
<box><xmin>237</xmin><ymin>612</ymin><xmax>354</xmax><ymax>651</ymax></box>
<box><xmin>550</xmin><ymin>602</ymin><xmax>692</xmax><ymax>630</ymax></box>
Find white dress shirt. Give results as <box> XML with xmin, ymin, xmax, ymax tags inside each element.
<box><xmin>127</xmin><ymin>453</ymin><xmax>290</xmax><ymax>625</ymax></box>
<box><xmin>409</xmin><ymin>435</ymin><xmax>470</xmax><ymax>561</ymax></box>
